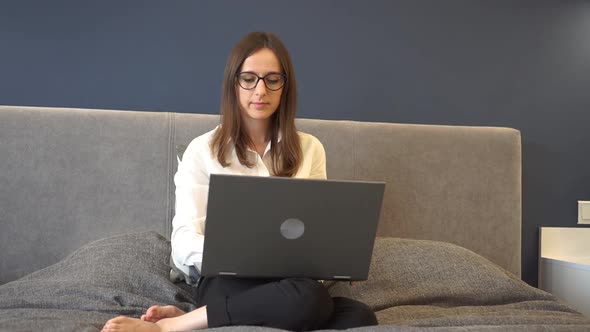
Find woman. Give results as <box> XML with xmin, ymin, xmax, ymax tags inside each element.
<box><xmin>103</xmin><ymin>32</ymin><xmax>377</xmax><ymax>332</ymax></box>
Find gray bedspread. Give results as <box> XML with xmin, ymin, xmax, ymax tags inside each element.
<box><xmin>1</xmin><ymin>232</ymin><xmax>589</xmax><ymax>332</ymax></box>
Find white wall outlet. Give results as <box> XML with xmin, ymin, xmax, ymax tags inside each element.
<box><xmin>579</xmin><ymin>201</ymin><xmax>590</xmax><ymax>224</ymax></box>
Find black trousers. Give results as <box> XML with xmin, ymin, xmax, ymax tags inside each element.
<box><xmin>196</xmin><ymin>276</ymin><xmax>377</xmax><ymax>331</ymax></box>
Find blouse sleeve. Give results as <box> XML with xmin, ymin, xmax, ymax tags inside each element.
<box><xmin>170</xmin><ymin>139</ymin><xmax>209</xmax><ymax>272</ymax></box>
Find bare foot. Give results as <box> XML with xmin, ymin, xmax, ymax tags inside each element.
<box><xmin>141</xmin><ymin>305</ymin><xmax>186</xmax><ymax>323</ymax></box>
<box><xmin>102</xmin><ymin>316</ymin><xmax>162</xmax><ymax>332</ymax></box>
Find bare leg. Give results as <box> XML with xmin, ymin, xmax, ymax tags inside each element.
<box><xmin>102</xmin><ymin>306</ymin><xmax>208</xmax><ymax>332</ymax></box>
<box><xmin>141</xmin><ymin>305</ymin><xmax>186</xmax><ymax>323</ymax></box>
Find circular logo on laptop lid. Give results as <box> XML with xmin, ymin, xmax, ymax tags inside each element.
<box><xmin>280</xmin><ymin>218</ymin><xmax>305</xmax><ymax>240</ymax></box>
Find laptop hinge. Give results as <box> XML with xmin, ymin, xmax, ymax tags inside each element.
<box><xmin>218</xmin><ymin>272</ymin><xmax>237</xmax><ymax>276</ymax></box>
<box><xmin>333</xmin><ymin>275</ymin><xmax>351</xmax><ymax>280</ymax></box>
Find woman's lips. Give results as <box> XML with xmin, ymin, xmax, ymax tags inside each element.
<box><xmin>251</xmin><ymin>102</ymin><xmax>268</xmax><ymax>110</ymax></box>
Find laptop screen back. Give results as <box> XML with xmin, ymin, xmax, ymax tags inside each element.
<box><xmin>201</xmin><ymin>174</ymin><xmax>385</xmax><ymax>281</ymax></box>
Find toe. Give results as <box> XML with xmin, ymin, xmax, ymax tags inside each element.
<box><xmin>145</xmin><ymin>306</ymin><xmax>160</xmax><ymax>318</ymax></box>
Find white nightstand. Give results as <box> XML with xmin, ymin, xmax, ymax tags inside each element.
<box><xmin>539</xmin><ymin>227</ymin><xmax>590</xmax><ymax>318</ymax></box>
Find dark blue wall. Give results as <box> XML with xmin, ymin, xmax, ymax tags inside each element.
<box><xmin>2</xmin><ymin>0</ymin><xmax>590</xmax><ymax>287</ymax></box>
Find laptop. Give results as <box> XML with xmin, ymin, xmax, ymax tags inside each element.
<box><xmin>201</xmin><ymin>174</ymin><xmax>386</xmax><ymax>281</ymax></box>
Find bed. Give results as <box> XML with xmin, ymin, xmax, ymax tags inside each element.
<box><xmin>1</xmin><ymin>105</ymin><xmax>588</xmax><ymax>331</ymax></box>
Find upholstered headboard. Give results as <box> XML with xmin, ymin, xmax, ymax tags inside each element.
<box><xmin>0</xmin><ymin>106</ymin><xmax>521</xmax><ymax>284</ymax></box>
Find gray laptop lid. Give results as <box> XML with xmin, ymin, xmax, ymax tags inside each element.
<box><xmin>201</xmin><ymin>174</ymin><xmax>386</xmax><ymax>281</ymax></box>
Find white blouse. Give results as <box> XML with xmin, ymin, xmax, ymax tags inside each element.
<box><xmin>171</xmin><ymin>127</ymin><xmax>327</xmax><ymax>276</ymax></box>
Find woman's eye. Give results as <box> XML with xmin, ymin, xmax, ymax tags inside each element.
<box><xmin>267</xmin><ymin>75</ymin><xmax>283</xmax><ymax>83</ymax></box>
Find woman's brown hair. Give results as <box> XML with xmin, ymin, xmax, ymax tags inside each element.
<box><xmin>210</xmin><ymin>32</ymin><xmax>302</xmax><ymax>177</ymax></box>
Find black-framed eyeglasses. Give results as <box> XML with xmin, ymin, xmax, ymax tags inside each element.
<box><xmin>236</xmin><ymin>72</ymin><xmax>286</xmax><ymax>91</ymax></box>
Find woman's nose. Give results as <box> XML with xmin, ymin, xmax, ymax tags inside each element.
<box><xmin>254</xmin><ymin>79</ymin><xmax>268</xmax><ymax>95</ymax></box>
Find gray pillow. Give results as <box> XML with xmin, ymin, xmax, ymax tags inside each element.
<box><xmin>329</xmin><ymin>237</ymin><xmax>560</xmax><ymax>312</ymax></box>
<box><xmin>0</xmin><ymin>231</ymin><xmax>197</xmax><ymax>331</ymax></box>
